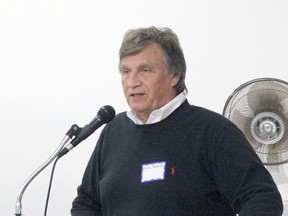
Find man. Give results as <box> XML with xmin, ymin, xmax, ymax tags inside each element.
<box><xmin>71</xmin><ymin>26</ymin><xmax>283</xmax><ymax>215</ymax></box>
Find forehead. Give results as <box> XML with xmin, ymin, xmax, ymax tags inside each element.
<box><xmin>120</xmin><ymin>44</ymin><xmax>165</xmax><ymax>68</ymax></box>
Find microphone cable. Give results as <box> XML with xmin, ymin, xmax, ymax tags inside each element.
<box><xmin>44</xmin><ymin>156</ymin><xmax>60</xmax><ymax>216</ymax></box>
<box><xmin>15</xmin><ymin>106</ymin><xmax>115</xmax><ymax>216</ymax></box>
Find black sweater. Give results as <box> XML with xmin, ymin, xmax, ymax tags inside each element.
<box><xmin>71</xmin><ymin>100</ymin><xmax>283</xmax><ymax>215</ymax></box>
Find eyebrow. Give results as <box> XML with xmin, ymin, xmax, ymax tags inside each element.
<box><xmin>138</xmin><ymin>63</ymin><xmax>155</xmax><ymax>70</ymax></box>
<box><xmin>119</xmin><ymin>62</ymin><xmax>155</xmax><ymax>71</ymax></box>
<box><xmin>119</xmin><ymin>65</ymin><xmax>127</xmax><ymax>71</ymax></box>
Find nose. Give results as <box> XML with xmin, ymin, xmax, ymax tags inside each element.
<box><xmin>126</xmin><ymin>71</ymin><xmax>141</xmax><ymax>88</ymax></box>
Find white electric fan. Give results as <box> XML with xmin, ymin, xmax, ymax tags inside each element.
<box><xmin>223</xmin><ymin>77</ymin><xmax>288</xmax><ymax>185</ymax></box>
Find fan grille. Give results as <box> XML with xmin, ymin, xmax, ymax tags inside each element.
<box><xmin>223</xmin><ymin>78</ymin><xmax>288</xmax><ymax>165</ymax></box>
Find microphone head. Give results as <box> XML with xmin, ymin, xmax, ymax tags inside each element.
<box><xmin>67</xmin><ymin>105</ymin><xmax>116</xmax><ymax>148</ymax></box>
<box><xmin>98</xmin><ymin>105</ymin><xmax>116</xmax><ymax>123</ymax></box>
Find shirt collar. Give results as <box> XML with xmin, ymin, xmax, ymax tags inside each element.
<box><xmin>126</xmin><ymin>91</ymin><xmax>187</xmax><ymax>125</ymax></box>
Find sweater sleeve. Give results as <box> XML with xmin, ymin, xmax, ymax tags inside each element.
<box><xmin>71</xmin><ymin>133</ymin><xmax>104</xmax><ymax>216</ymax></box>
<box><xmin>211</xmin><ymin>123</ymin><xmax>283</xmax><ymax>216</ymax></box>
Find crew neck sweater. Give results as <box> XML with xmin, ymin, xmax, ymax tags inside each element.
<box><xmin>71</xmin><ymin>100</ymin><xmax>283</xmax><ymax>216</ymax></box>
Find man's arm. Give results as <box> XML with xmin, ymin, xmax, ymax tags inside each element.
<box><xmin>71</xmin><ymin>186</ymin><xmax>102</xmax><ymax>216</ymax></box>
<box><xmin>212</xmin><ymin>124</ymin><xmax>283</xmax><ymax>215</ymax></box>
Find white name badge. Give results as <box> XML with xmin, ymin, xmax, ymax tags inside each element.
<box><xmin>141</xmin><ymin>161</ymin><xmax>166</xmax><ymax>183</ymax></box>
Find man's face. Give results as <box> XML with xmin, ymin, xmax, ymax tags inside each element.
<box><xmin>120</xmin><ymin>43</ymin><xmax>180</xmax><ymax>123</ymax></box>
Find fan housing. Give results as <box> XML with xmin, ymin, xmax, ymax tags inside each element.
<box><xmin>223</xmin><ymin>77</ymin><xmax>288</xmax><ymax>166</ymax></box>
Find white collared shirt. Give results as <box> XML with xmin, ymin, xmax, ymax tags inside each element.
<box><xmin>126</xmin><ymin>91</ymin><xmax>187</xmax><ymax>125</ymax></box>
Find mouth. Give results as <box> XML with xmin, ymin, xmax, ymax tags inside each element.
<box><xmin>129</xmin><ymin>93</ymin><xmax>145</xmax><ymax>98</ymax></box>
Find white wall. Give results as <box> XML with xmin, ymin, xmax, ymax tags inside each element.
<box><xmin>1</xmin><ymin>0</ymin><xmax>288</xmax><ymax>215</ymax></box>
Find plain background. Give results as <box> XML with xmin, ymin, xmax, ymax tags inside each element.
<box><xmin>1</xmin><ymin>0</ymin><xmax>288</xmax><ymax>215</ymax></box>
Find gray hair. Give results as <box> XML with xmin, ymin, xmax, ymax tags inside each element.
<box><xmin>119</xmin><ymin>26</ymin><xmax>187</xmax><ymax>94</ymax></box>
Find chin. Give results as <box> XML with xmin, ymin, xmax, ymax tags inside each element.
<box><xmin>130</xmin><ymin>106</ymin><xmax>148</xmax><ymax>114</ymax></box>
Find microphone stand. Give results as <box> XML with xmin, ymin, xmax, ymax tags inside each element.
<box><xmin>15</xmin><ymin>125</ymin><xmax>80</xmax><ymax>216</ymax></box>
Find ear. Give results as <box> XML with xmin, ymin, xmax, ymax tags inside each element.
<box><xmin>170</xmin><ymin>74</ymin><xmax>180</xmax><ymax>87</ymax></box>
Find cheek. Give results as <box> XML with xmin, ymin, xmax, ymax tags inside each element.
<box><xmin>121</xmin><ymin>79</ymin><xmax>127</xmax><ymax>90</ymax></box>
<box><xmin>146</xmin><ymin>81</ymin><xmax>165</xmax><ymax>96</ymax></box>
<box><xmin>121</xmin><ymin>83</ymin><xmax>128</xmax><ymax>98</ymax></box>
<box><xmin>153</xmin><ymin>78</ymin><xmax>170</xmax><ymax>90</ymax></box>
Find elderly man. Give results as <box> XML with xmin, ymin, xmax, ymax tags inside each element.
<box><xmin>71</xmin><ymin>26</ymin><xmax>283</xmax><ymax>216</ymax></box>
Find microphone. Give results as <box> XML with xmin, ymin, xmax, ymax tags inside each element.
<box><xmin>58</xmin><ymin>105</ymin><xmax>115</xmax><ymax>158</ymax></box>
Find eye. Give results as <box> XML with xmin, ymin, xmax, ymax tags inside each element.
<box><xmin>140</xmin><ymin>67</ymin><xmax>152</xmax><ymax>74</ymax></box>
<box><xmin>120</xmin><ymin>68</ymin><xmax>130</xmax><ymax>76</ymax></box>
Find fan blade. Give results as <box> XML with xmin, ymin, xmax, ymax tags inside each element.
<box><xmin>280</xmin><ymin>99</ymin><xmax>288</xmax><ymax>114</ymax></box>
<box><xmin>231</xmin><ymin>109</ymin><xmax>250</xmax><ymax>133</ymax></box>
<box><xmin>230</xmin><ymin>109</ymin><xmax>262</xmax><ymax>150</ymax></box>
<box><xmin>247</xmin><ymin>81</ymin><xmax>288</xmax><ymax>114</ymax></box>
